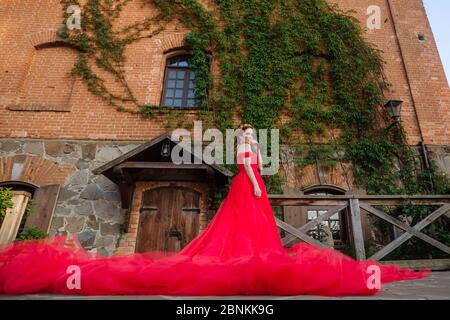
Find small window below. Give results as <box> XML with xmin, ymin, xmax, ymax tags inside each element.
<box><xmin>304</xmin><ymin>188</ymin><xmax>349</xmax><ymax>250</ymax></box>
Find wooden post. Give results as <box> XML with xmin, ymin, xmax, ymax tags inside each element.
<box><xmin>349</xmin><ymin>198</ymin><xmax>366</xmax><ymax>260</ymax></box>
<box><xmin>0</xmin><ymin>191</ymin><xmax>31</xmax><ymax>245</ymax></box>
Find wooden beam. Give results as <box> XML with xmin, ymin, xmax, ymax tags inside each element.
<box><xmin>129</xmin><ymin>172</ymin><xmax>208</xmax><ymax>182</ymax></box>
<box><xmin>118</xmin><ymin>181</ymin><xmax>134</xmax><ymax>210</ymax></box>
<box><xmin>275</xmin><ymin>217</ymin><xmax>327</xmax><ymax>248</ymax></box>
<box><xmin>270</xmin><ymin>197</ymin><xmax>348</xmax><ymax>206</ymax></box>
<box><xmin>116</xmin><ymin>161</ymin><xmax>211</xmax><ymax>170</ymax></box>
<box><xmin>369</xmin><ymin>204</ymin><xmax>450</xmax><ymax>261</ymax></box>
<box><xmin>349</xmin><ymin>198</ymin><xmax>366</xmax><ymax>260</ymax></box>
<box><xmin>269</xmin><ymin>194</ymin><xmax>450</xmax><ymax>206</ymax></box>
<box><xmin>361</xmin><ymin>204</ymin><xmax>450</xmax><ymax>256</ymax></box>
<box><xmin>282</xmin><ymin>205</ymin><xmax>348</xmax><ymax>247</ymax></box>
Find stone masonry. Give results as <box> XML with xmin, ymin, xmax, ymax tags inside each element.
<box><xmin>0</xmin><ymin>139</ymin><xmax>140</xmax><ymax>256</ymax></box>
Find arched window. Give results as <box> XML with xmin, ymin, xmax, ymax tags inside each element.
<box><xmin>0</xmin><ymin>181</ymin><xmax>59</xmax><ymax>245</ymax></box>
<box><xmin>160</xmin><ymin>54</ymin><xmax>197</xmax><ymax>108</ymax></box>
<box><xmin>0</xmin><ymin>181</ymin><xmax>36</xmax><ymax>245</ymax></box>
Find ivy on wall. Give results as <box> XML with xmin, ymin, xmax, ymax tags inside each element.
<box><xmin>0</xmin><ymin>187</ymin><xmax>14</xmax><ymax>222</ymax></box>
<box><xmin>59</xmin><ymin>0</ymin><xmax>449</xmax><ymax>194</ymax></box>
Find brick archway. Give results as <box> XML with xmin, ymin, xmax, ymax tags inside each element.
<box><xmin>0</xmin><ymin>155</ymin><xmax>75</xmax><ymax>186</ymax></box>
<box><xmin>157</xmin><ymin>33</ymin><xmax>189</xmax><ymax>52</ymax></box>
<box><xmin>26</xmin><ymin>28</ymin><xmax>66</xmax><ymax>48</ymax></box>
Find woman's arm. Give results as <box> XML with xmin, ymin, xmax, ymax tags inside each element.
<box><xmin>238</xmin><ymin>143</ymin><xmax>261</xmax><ymax>198</ymax></box>
<box><xmin>244</xmin><ymin>157</ymin><xmax>261</xmax><ymax>198</ymax></box>
<box><xmin>256</xmin><ymin>147</ymin><xmax>263</xmax><ymax>171</ymax></box>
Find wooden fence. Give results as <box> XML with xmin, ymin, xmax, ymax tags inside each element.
<box><xmin>268</xmin><ymin>195</ymin><xmax>450</xmax><ymax>268</ymax></box>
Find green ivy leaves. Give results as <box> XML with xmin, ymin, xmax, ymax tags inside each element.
<box><xmin>59</xmin><ymin>0</ymin><xmax>449</xmax><ymax>196</ymax></box>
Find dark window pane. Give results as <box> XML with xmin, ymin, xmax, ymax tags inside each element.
<box><xmin>165</xmin><ymin>89</ymin><xmax>174</xmax><ymax>98</ymax></box>
<box><xmin>162</xmin><ymin>55</ymin><xmax>201</xmax><ymax>108</ymax></box>
<box><xmin>173</xmin><ymin>99</ymin><xmax>182</xmax><ymax>107</ymax></box>
<box><xmin>177</xmin><ymin>71</ymin><xmax>185</xmax><ymax>79</ymax></box>
<box><xmin>168</xmin><ymin>70</ymin><xmax>177</xmax><ymax>79</ymax></box>
<box><xmin>168</xmin><ymin>57</ymin><xmax>190</xmax><ymax>67</ymax></box>
<box><xmin>175</xmin><ymin>90</ymin><xmax>183</xmax><ymax>98</ymax></box>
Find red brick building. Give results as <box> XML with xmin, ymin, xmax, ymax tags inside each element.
<box><xmin>0</xmin><ymin>0</ymin><xmax>449</xmax><ymax>256</ymax></box>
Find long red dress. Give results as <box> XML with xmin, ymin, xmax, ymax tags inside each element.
<box><xmin>0</xmin><ymin>151</ymin><xmax>429</xmax><ymax>296</ymax></box>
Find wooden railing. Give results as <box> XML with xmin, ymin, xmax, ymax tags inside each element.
<box><xmin>268</xmin><ymin>195</ymin><xmax>450</xmax><ymax>263</ymax></box>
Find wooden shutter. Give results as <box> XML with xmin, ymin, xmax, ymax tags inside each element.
<box><xmin>24</xmin><ymin>184</ymin><xmax>60</xmax><ymax>233</ymax></box>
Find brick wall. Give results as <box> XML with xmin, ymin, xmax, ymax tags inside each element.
<box><xmin>0</xmin><ymin>0</ymin><xmax>448</xmax><ymax>145</ymax></box>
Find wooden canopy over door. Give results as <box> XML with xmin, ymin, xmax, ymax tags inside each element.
<box><xmin>136</xmin><ymin>186</ymin><xmax>200</xmax><ymax>253</ymax></box>
<box><xmin>92</xmin><ymin>132</ymin><xmax>233</xmax><ymax>256</ymax></box>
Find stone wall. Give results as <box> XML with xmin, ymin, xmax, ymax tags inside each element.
<box><xmin>0</xmin><ymin>138</ymin><xmax>141</xmax><ymax>256</ymax></box>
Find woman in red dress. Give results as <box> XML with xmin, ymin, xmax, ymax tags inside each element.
<box><xmin>0</xmin><ymin>124</ymin><xmax>429</xmax><ymax>296</ymax></box>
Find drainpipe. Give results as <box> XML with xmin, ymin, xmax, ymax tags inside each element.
<box><xmin>420</xmin><ymin>141</ymin><xmax>435</xmax><ymax>192</ymax></box>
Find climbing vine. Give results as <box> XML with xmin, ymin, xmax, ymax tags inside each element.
<box><xmin>59</xmin><ymin>0</ymin><xmax>450</xmax><ymax>196</ymax></box>
<box><xmin>0</xmin><ymin>187</ymin><xmax>14</xmax><ymax>222</ymax></box>
<box><xmin>59</xmin><ymin>0</ymin><xmax>167</xmax><ymax>115</ymax></box>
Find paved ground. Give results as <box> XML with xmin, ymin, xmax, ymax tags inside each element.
<box><xmin>1</xmin><ymin>271</ymin><xmax>449</xmax><ymax>300</ymax></box>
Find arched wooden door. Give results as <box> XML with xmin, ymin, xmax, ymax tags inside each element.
<box><xmin>136</xmin><ymin>186</ymin><xmax>200</xmax><ymax>253</ymax></box>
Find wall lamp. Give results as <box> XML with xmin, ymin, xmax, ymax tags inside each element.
<box><xmin>384</xmin><ymin>100</ymin><xmax>403</xmax><ymax>130</ymax></box>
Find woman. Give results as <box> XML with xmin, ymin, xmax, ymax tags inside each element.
<box><xmin>0</xmin><ymin>124</ymin><xmax>429</xmax><ymax>296</ymax></box>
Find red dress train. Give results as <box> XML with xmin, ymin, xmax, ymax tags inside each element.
<box><xmin>0</xmin><ymin>151</ymin><xmax>429</xmax><ymax>296</ymax></box>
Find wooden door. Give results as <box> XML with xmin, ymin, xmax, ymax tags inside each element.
<box><xmin>136</xmin><ymin>186</ymin><xmax>200</xmax><ymax>253</ymax></box>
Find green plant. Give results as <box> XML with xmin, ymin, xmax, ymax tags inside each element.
<box><xmin>16</xmin><ymin>227</ymin><xmax>48</xmax><ymax>241</ymax></box>
<box><xmin>24</xmin><ymin>199</ymin><xmax>33</xmax><ymax>218</ymax></box>
<box><xmin>0</xmin><ymin>187</ymin><xmax>14</xmax><ymax>222</ymax></box>
<box><xmin>59</xmin><ymin>1</ymin><xmax>450</xmax><ymax>203</ymax></box>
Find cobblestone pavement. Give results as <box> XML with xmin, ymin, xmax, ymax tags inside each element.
<box><xmin>1</xmin><ymin>271</ymin><xmax>449</xmax><ymax>300</ymax></box>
